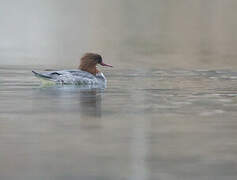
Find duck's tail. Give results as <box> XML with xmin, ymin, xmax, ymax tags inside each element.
<box><xmin>32</xmin><ymin>71</ymin><xmax>52</xmax><ymax>80</ymax></box>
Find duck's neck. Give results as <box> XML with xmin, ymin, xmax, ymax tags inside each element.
<box><xmin>79</xmin><ymin>66</ymin><xmax>99</xmax><ymax>76</ymax></box>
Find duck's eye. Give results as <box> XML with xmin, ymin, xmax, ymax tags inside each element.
<box><xmin>97</xmin><ymin>58</ymin><xmax>102</xmax><ymax>64</ymax></box>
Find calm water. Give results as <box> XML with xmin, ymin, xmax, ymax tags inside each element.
<box><xmin>0</xmin><ymin>66</ymin><xmax>237</xmax><ymax>180</ymax></box>
<box><xmin>1</xmin><ymin>0</ymin><xmax>237</xmax><ymax>179</ymax></box>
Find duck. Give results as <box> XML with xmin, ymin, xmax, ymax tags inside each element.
<box><xmin>32</xmin><ymin>53</ymin><xmax>112</xmax><ymax>87</ymax></box>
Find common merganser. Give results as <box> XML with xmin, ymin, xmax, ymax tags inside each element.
<box><xmin>32</xmin><ymin>53</ymin><xmax>112</xmax><ymax>87</ymax></box>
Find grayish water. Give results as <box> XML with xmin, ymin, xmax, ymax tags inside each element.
<box><xmin>1</xmin><ymin>0</ymin><xmax>237</xmax><ymax>69</ymax></box>
<box><xmin>1</xmin><ymin>66</ymin><xmax>237</xmax><ymax>180</ymax></box>
<box><xmin>1</xmin><ymin>0</ymin><xmax>237</xmax><ymax>179</ymax></box>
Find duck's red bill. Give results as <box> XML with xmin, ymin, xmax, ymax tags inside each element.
<box><xmin>99</xmin><ymin>62</ymin><xmax>113</xmax><ymax>67</ymax></box>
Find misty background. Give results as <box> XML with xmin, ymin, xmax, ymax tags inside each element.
<box><xmin>0</xmin><ymin>0</ymin><xmax>237</xmax><ymax>69</ymax></box>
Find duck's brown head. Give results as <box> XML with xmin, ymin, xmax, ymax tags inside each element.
<box><xmin>78</xmin><ymin>53</ymin><xmax>112</xmax><ymax>75</ymax></box>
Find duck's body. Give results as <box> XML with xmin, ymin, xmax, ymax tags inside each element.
<box><xmin>32</xmin><ymin>69</ymin><xmax>106</xmax><ymax>85</ymax></box>
<box><xmin>32</xmin><ymin>53</ymin><xmax>112</xmax><ymax>88</ymax></box>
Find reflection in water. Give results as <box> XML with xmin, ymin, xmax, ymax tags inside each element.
<box><xmin>130</xmin><ymin>115</ymin><xmax>149</xmax><ymax>180</ymax></box>
<box><xmin>35</xmin><ymin>86</ymin><xmax>102</xmax><ymax>118</ymax></box>
<box><xmin>0</xmin><ymin>68</ymin><xmax>237</xmax><ymax>179</ymax></box>
<box><xmin>78</xmin><ymin>90</ymin><xmax>102</xmax><ymax>118</ymax></box>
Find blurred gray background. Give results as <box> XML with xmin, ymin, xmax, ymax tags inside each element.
<box><xmin>0</xmin><ymin>0</ymin><xmax>237</xmax><ymax>69</ymax></box>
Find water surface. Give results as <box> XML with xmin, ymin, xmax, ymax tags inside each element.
<box><xmin>1</xmin><ymin>66</ymin><xmax>237</xmax><ymax>180</ymax></box>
